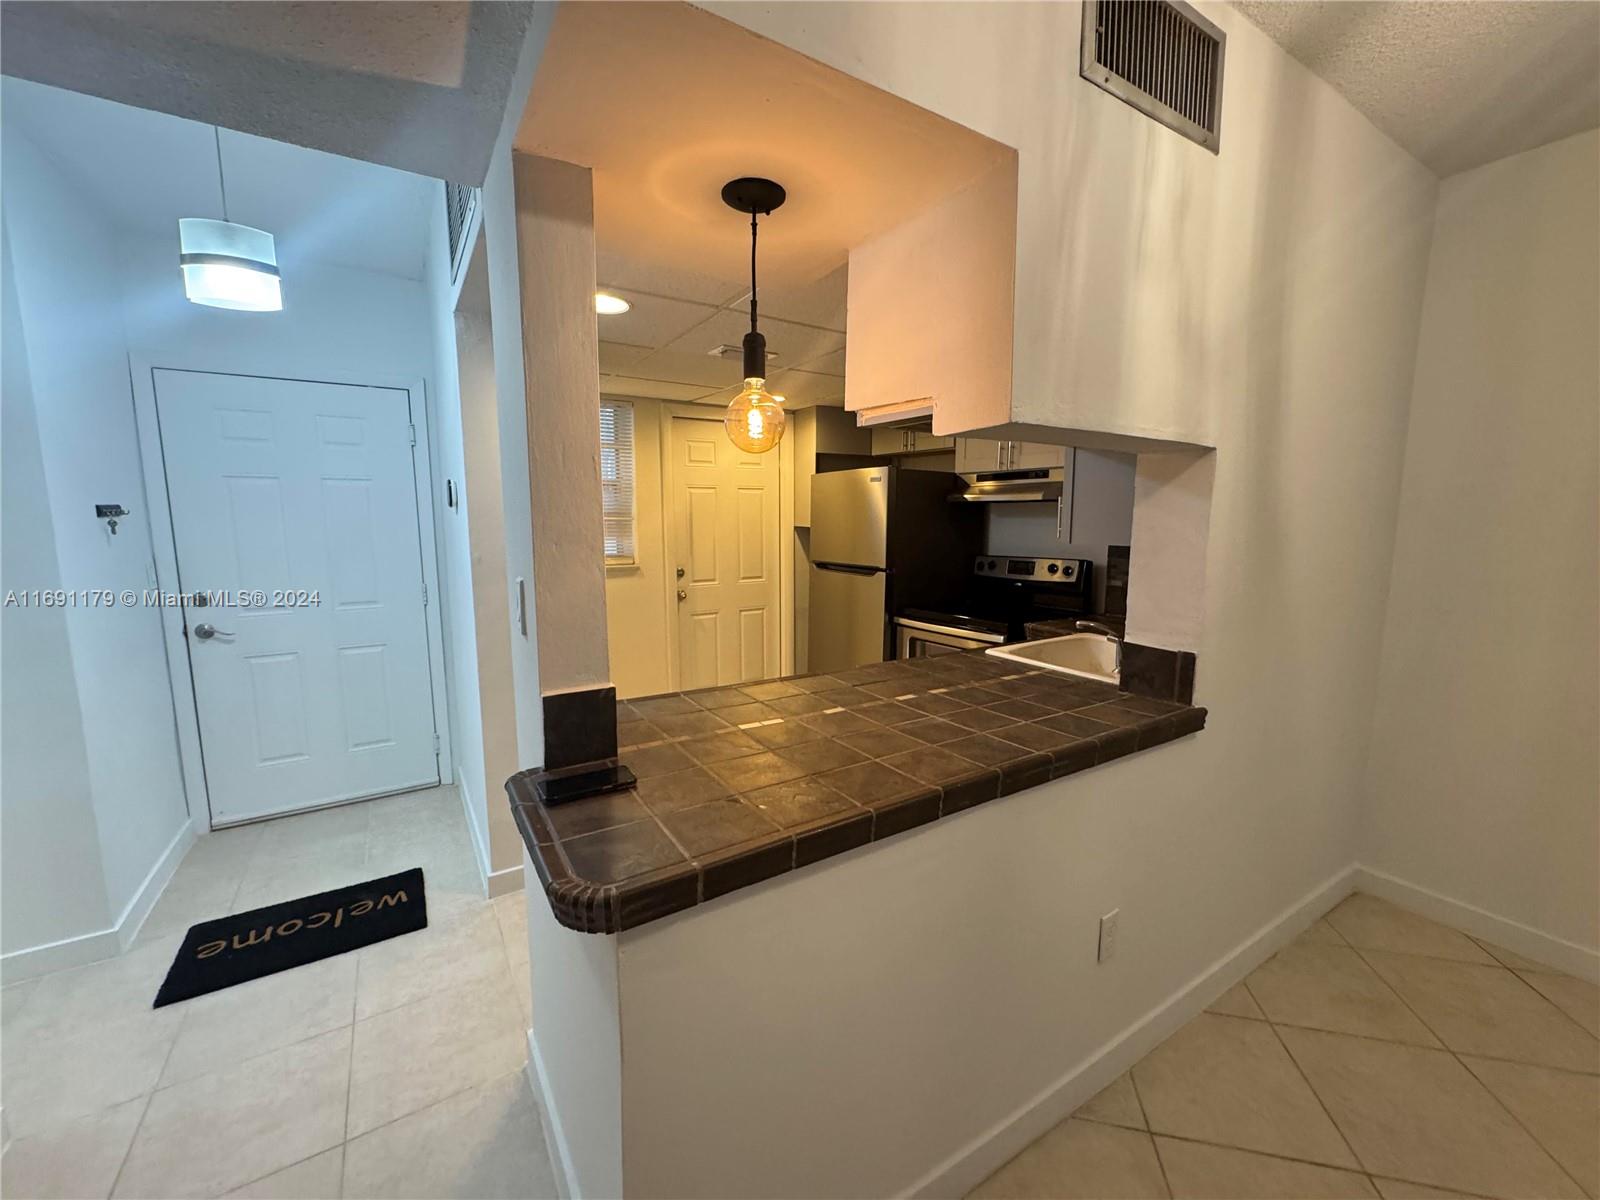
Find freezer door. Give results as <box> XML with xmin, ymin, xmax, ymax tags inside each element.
<box><xmin>809</xmin><ymin>468</ymin><xmax>889</xmax><ymax>569</ymax></box>
<box><xmin>808</xmin><ymin>565</ymin><xmax>888</xmax><ymax>673</ymax></box>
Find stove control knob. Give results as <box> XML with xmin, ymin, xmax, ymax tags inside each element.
<box><xmin>1047</xmin><ymin>562</ymin><xmax>1060</xmax><ymax>575</ymax></box>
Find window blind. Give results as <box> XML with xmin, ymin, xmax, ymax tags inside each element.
<box><xmin>599</xmin><ymin>400</ymin><xmax>636</xmax><ymax>562</ymax></box>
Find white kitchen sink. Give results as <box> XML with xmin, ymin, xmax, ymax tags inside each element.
<box><xmin>986</xmin><ymin>634</ymin><xmax>1120</xmax><ymax>684</ymax></box>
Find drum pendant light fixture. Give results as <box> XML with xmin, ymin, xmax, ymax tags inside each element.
<box><xmin>178</xmin><ymin>127</ymin><xmax>283</xmax><ymax>311</ymax></box>
<box><xmin>720</xmin><ymin>177</ymin><xmax>787</xmax><ymax>454</ymax></box>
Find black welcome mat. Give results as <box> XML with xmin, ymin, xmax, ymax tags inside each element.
<box><xmin>154</xmin><ymin>867</ymin><xmax>427</xmax><ymax>1007</ymax></box>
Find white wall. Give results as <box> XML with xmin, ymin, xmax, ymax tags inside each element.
<box><xmin>1363</xmin><ymin>129</ymin><xmax>1600</xmax><ymax>960</ymax></box>
<box><xmin>585</xmin><ymin>3</ymin><xmax>1439</xmax><ymax>1195</ymax></box>
<box><xmin>1</xmin><ymin>226</ymin><xmax>115</xmax><ymax>959</ymax></box>
<box><xmin>1</xmin><ymin>128</ymin><xmax>190</xmax><ymax>955</ymax></box>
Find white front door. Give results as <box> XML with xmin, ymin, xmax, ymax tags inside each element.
<box><xmin>667</xmin><ymin>415</ymin><xmax>781</xmax><ymax>691</ymax></box>
<box><xmin>155</xmin><ymin>369</ymin><xmax>439</xmax><ymax>824</ymax></box>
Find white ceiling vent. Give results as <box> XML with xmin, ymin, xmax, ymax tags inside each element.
<box><xmin>445</xmin><ymin>181</ymin><xmax>477</xmax><ymax>283</ymax></box>
<box><xmin>1081</xmin><ymin>0</ymin><xmax>1226</xmax><ymax>153</ymax></box>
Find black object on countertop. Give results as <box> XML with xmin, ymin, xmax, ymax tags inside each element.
<box><xmin>154</xmin><ymin>868</ymin><xmax>426</xmax><ymax>1007</ymax></box>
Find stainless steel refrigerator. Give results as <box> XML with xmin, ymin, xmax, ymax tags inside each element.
<box><xmin>807</xmin><ymin>466</ymin><xmax>984</xmax><ymax>673</ymax></box>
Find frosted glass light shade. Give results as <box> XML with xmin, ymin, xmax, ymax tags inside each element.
<box><xmin>178</xmin><ymin>218</ymin><xmax>282</xmax><ymax>311</ymax></box>
<box><xmin>724</xmin><ymin>378</ymin><xmax>786</xmax><ymax>454</ymax></box>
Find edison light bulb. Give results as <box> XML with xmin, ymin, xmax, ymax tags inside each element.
<box><xmin>724</xmin><ymin>378</ymin><xmax>786</xmax><ymax>454</ymax></box>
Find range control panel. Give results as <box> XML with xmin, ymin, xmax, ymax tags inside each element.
<box><xmin>973</xmin><ymin>556</ymin><xmax>1082</xmax><ymax>583</ymax></box>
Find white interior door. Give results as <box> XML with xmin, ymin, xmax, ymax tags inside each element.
<box><xmin>155</xmin><ymin>369</ymin><xmax>439</xmax><ymax>824</ymax></box>
<box><xmin>668</xmin><ymin>415</ymin><xmax>781</xmax><ymax>691</ymax></box>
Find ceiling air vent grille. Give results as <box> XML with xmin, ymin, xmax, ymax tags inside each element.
<box><xmin>445</xmin><ymin>180</ymin><xmax>477</xmax><ymax>282</ymax></box>
<box><xmin>1081</xmin><ymin>0</ymin><xmax>1226</xmax><ymax>153</ymax></box>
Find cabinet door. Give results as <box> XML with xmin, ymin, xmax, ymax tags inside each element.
<box><xmin>1009</xmin><ymin>442</ymin><xmax>1066</xmax><ymax>471</ymax></box>
<box><xmin>955</xmin><ymin>438</ymin><xmax>1006</xmax><ymax>473</ymax></box>
<box><xmin>911</xmin><ymin>432</ymin><xmax>955</xmax><ymax>454</ymax></box>
<box><xmin>870</xmin><ymin>427</ymin><xmax>913</xmax><ymax>456</ymax></box>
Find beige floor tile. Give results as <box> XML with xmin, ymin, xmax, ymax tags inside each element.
<box><xmin>1155</xmin><ymin>1137</ymin><xmax>1378</xmax><ymax>1198</ymax></box>
<box><xmin>1370</xmin><ymin>1179</ymin><xmax>1484</xmax><ymax>1198</ymax></box>
<box><xmin>0</xmin><ymin>1096</ymin><xmax>145</xmax><ymax>1200</ymax></box>
<box><xmin>507</xmin><ymin>959</ymin><xmax>533</xmax><ymax>1033</ymax></box>
<box><xmin>365</xmin><ymin>834</ymin><xmax>483</xmax><ymax>901</ymax></box>
<box><xmin>1</xmin><ymin>978</ymin><xmax>37</xmax><ymax>1024</ymax></box>
<box><xmin>1132</xmin><ymin>1013</ymin><xmax>1356</xmax><ymax>1168</ymax></box>
<box><xmin>1277</xmin><ymin>1025</ymin><xmax>1583</xmax><ymax>1199</ymax></box>
<box><xmin>115</xmin><ymin>1027</ymin><xmax>350</xmax><ymax>1199</ymax></box>
<box><xmin>1462</xmin><ymin>1056</ymin><xmax>1599</xmax><ymax>1197</ymax></box>
<box><xmin>1247</xmin><ymin>942</ymin><xmax>1440</xmax><ymax>1046</ymax></box>
<box><xmin>1518</xmin><ymin>971</ymin><xmax>1600</xmax><ymax>1040</ymax></box>
<box><xmin>1325</xmin><ymin>895</ymin><xmax>1495</xmax><ymax>965</ymax></box>
<box><xmin>232</xmin><ymin>843</ymin><xmax>374</xmax><ymax>914</ymax></box>
<box><xmin>346</xmin><ymin>973</ymin><xmax>526</xmax><ymax>1138</ymax></box>
<box><xmin>135</xmin><ymin>868</ymin><xmax>242</xmax><ymax>943</ymax></box>
<box><xmin>968</xmin><ymin>1118</ymin><xmax>1168</xmax><ymax>1199</ymax></box>
<box><xmin>1470</xmin><ymin>939</ymin><xmax>1554</xmax><ymax>975</ymax></box>
<box><xmin>342</xmin><ymin>1070</ymin><xmax>557</xmax><ymax>1199</ymax></box>
<box><xmin>363</xmin><ymin>786</ymin><xmax>465</xmax><ymax>842</ymax></box>
<box><xmin>1302</xmin><ymin>919</ymin><xmax>1349</xmax><ymax>947</ymax></box>
<box><xmin>1363</xmin><ymin>952</ymin><xmax>1599</xmax><ymax>1073</ymax></box>
<box><xmin>255</xmin><ymin>803</ymin><xmax>372</xmax><ymax>862</ymax></box>
<box><xmin>1075</xmin><ymin>1073</ymin><xmax>1146</xmax><ymax>1129</ymax></box>
<box><xmin>493</xmin><ymin>892</ymin><xmax>530</xmax><ymax>968</ymax></box>
<box><xmin>161</xmin><ymin>954</ymin><xmax>358</xmax><ymax>1085</ymax></box>
<box><xmin>1207</xmin><ymin>982</ymin><xmax>1265</xmax><ymax>1020</ymax></box>
<box><xmin>2</xmin><ymin>1010</ymin><xmax>180</xmax><ymax>1138</ymax></box>
<box><xmin>8</xmin><ymin>935</ymin><xmax>183</xmax><ymax>1037</ymax></box>
<box><xmin>355</xmin><ymin>905</ymin><xmax>507</xmax><ymax>1021</ymax></box>
<box><xmin>226</xmin><ymin>1146</ymin><xmax>345</xmax><ymax>1198</ymax></box>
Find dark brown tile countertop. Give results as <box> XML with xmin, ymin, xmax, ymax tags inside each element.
<box><xmin>1024</xmin><ymin>615</ymin><xmax>1126</xmax><ymax>640</ymax></box>
<box><xmin>507</xmin><ymin>650</ymin><xmax>1205</xmax><ymax>934</ymax></box>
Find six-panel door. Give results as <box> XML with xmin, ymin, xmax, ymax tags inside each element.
<box><xmin>155</xmin><ymin>369</ymin><xmax>439</xmax><ymax>824</ymax></box>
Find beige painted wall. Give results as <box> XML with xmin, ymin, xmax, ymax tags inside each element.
<box><xmin>1363</xmin><ymin>130</ymin><xmax>1600</xmax><ymax>957</ymax></box>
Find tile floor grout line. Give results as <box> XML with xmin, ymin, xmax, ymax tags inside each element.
<box><xmin>107</xmin><ymin>1010</ymin><xmax>187</xmax><ymax>1200</ymax></box>
<box><xmin>1255</xmin><ymin>997</ymin><xmax>1370</xmax><ymax>1176</ymax></box>
<box><xmin>1504</xmin><ymin>965</ymin><xmax>1600</xmax><ymax>1045</ymax></box>
<box><xmin>1343</xmin><ymin>942</ymin><xmax>1593</xmax><ymax>1199</ymax></box>
<box><xmin>1124</xmin><ymin>1060</ymin><xmax>1175</xmax><ymax>1199</ymax></box>
<box><xmin>1137</xmin><ymin>1124</ymin><xmax>1441</xmax><ymax>1188</ymax></box>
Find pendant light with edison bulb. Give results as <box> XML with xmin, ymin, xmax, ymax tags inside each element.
<box><xmin>720</xmin><ymin>178</ymin><xmax>787</xmax><ymax>454</ymax></box>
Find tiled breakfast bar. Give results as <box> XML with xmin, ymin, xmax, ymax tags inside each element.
<box><xmin>508</xmin><ymin>650</ymin><xmax>1206</xmax><ymax>933</ymax></box>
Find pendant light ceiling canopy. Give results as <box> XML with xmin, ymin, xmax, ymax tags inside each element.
<box><xmin>721</xmin><ymin>177</ymin><xmax>787</xmax><ymax>455</ymax></box>
<box><xmin>179</xmin><ymin>128</ymin><xmax>283</xmax><ymax>312</ymax></box>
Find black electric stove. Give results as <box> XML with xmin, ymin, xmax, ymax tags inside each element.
<box><xmin>895</xmin><ymin>555</ymin><xmax>1094</xmax><ymax>655</ymax></box>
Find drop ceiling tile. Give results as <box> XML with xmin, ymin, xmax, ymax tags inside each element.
<box><xmin>767</xmin><ymin>368</ymin><xmax>844</xmax><ymax>409</ymax></box>
<box><xmin>627</xmin><ymin>348</ymin><xmax>745</xmax><ymax>390</ymax></box>
<box><xmin>799</xmin><ymin>348</ymin><xmax>845</xmax><ymax>377</ymax></box>
<box><xmin>599</xmin><ymin>374</ymin><xmax>721</xmax><ymax>403</ymax></box>
<box><xmin>596</xmin><ymin>250</ymin><xmax>744</xmax><ymax>307</ymax></box>
<box><xmin>599</xmin><ymin>341</ymin><xmax>653</xmax><ymax>372</ymax></box>
<box><xmin>756</xmin><ymin>263</ymin><xmax>848</xmax><ymax>331</ymax></box>
<box><xmin>661</xmin><ymin>309</ymin><xmax>844</xmax><ymax>368</ymax></box>
<box><xmin>593</xmin><ymin>292</ymin><xmax>719</xmax><ymax>350</ymax></box>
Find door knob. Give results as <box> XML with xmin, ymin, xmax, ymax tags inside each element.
<box><xmin>677</xmin><ymin>589</ymin><xmax>687</xmax><ymax>602</ymax></box>
<box><xmin>676</xmin><ymin>567</ymin><xmax>685</xmax><ymax>579</ymax></box>
<box><xmin>193</xmin><ymin>622</ymin><xmax>234</xmax><ymax>640</ymax></box>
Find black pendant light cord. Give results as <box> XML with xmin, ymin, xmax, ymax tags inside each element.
<box><xmin>214</xmin><ymin>126</ymin><xmax>229</xmax><ymax>222</ymax></box>
<box><xmin>749</xmin><ymin>211</ymin><xmax>759</xmax><ymax>335</ymax></box>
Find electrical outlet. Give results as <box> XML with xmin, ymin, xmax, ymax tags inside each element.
<box><xmin>1098</xmin><ymin>909</ymin><xmax>1120</xmax><ymax>963</ymax></box>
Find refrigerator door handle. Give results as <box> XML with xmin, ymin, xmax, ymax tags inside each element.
<box><xmin>814</xmin><ymin>562</ymin><xmax>881</xmax><ymax>576</ymax></box>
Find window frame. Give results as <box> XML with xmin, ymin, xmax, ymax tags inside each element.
<box><xmin>599</xmin><ymin>398</ymin><xmax>638</xmax><ymax>567</ymax></box>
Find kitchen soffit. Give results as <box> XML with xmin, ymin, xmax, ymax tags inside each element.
<box><xmin>517</xmin><ymin>0</ymin><xmax>1013</xmax><ymax>408</ymax></box>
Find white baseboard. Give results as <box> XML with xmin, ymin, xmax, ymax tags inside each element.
<box><xmin>1353</xmin><ymin>865</ymin><xmax>1600</xmax><ymax>983</ymax></box>
<box><xmin>527</xmin><ymin>1029</ymin><xmax>580</xmax><ymax>1200</ymax></box>
<box><xmin>1</xmin><ymin>819</ymin><xmax>196</xmax><ymax>982</ymax></box>
<box><xmin>116</xmin><ymin>819</ymin><xmax>198</xmax><ymax>950</ymax></box>
<box><xmin>488</xmin><ymin>861</ymin><xmax>525</xmax><ymax>898</ymax></box>
<box><xmin>907</xmin><ymin>864</ymin><xmax>1359</xmax><ymax>1200</ymax></box>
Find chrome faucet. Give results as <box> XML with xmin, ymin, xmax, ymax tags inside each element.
<box><xmin>1075</xmin><ymin>620</ymin><xmax>1123</xmax><ymax>672</ymax></box>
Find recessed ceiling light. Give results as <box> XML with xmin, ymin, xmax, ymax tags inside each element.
<box><xmin>594</xmin><ymin>292</ymin><xmax>631</xmax><ymax>315</ymax></box>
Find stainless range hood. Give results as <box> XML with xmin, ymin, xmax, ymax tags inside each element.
<box><xmin>951</xmin><ymin>468</ymin><xmax>1064</xmax><ymax>503</ymax></box>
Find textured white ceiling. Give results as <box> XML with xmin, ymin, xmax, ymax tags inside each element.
<box><xmin>3</xmin><ymin>77</ymin><xmax>434</xmax><ymax>280</ymax></box>
<box><xmin>1233</xmin><ymin>0</ymin><xmax>1600</xmax><ymax>177</ymax></box>
<box><xmin>0</xmin><ymin>1</ymin><xmax>535</xmax><ymax>184</ymax></box>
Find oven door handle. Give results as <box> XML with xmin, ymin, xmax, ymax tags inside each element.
<box><xmin>893</xmin><ymin>617</ymin><xmax>1007</xmax><ymax>644</ymax></box>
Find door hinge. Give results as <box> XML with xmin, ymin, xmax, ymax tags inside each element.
<box><xmin>432</xmin><ymin>733</ymin><xmax>441</xmax><ymax>754</ymax></box>
<box><xmin>409</xmin><ymin>423</ymin><xmax>417</xmax><ymax>446</ymax></box>
<box><xmin>421</xmin><ymin>581</ymin><xmax>429</xmax><ymax>605</ymax></box>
